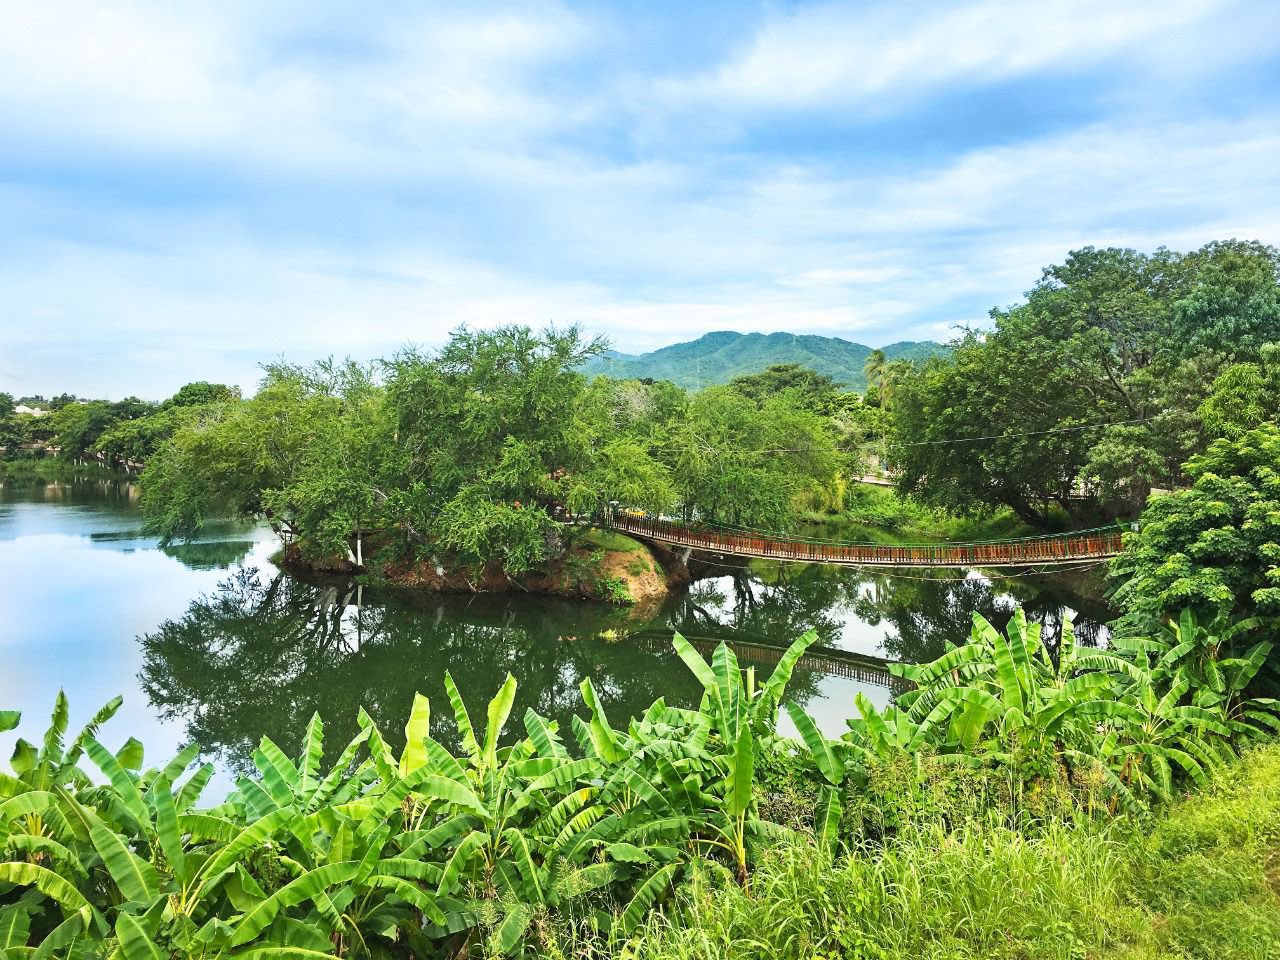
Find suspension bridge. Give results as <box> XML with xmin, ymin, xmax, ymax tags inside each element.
<box><xmin>604</xmin><ymin>511</ymin><xmax>1126</xmax><ymax>569</ymax></box>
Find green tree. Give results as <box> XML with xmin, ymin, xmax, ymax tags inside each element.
<box><xmin>142</xmin><ymin>360</ymin><xmax>394</xmax><ymax>563</ymax></box>
<box><xmin>889</xmin><ymin>242</ymin><xmax>1280</xmax><ymax>524</ymax></box>
<box><xmin>386</xmin><ymin>325</ymin><xmax>672</xmax><ymax>575</ymax></box>
<box><xmin>94</xmin><ymin>383</ymin><xmax>244</xmax><ymax>466</ymax></box>
<box><xmin>1110</xmin><ymin>422</ymin><xmax>1280</xmax><ymax>634</ymax></box>
<box><xmin>0</xmin><ymin>393</ymin><xmax>18</xmax><ymax>452</ymax></box>
<box><xmin>862</xmin><ymin>349</ymin><xmax>887</xmax><ymax>393</ymax></box>
<box><xmin>49</xmin><ymin>400</ymin><xmax>117</xmax><ymax>459</ymax></box>
<box><xmin>1199</xmin><ymin>342</ymin><xmax>1280</xmax><ymax>440</ymax></box>
<box><xmin>665</xmin><ymin>387</ymin><xmax>839</xmax><ymax>529</ymax></box>
<box><xmin>888</xmin><ymin>331</ymin><xmax>1096</xmax><ymax>528</ymax></box>
<box><xmin>163</xmin><ymin>381</ymin><xmax>241</xmax><ymax>409</ymax></box>
<box><xmin>730</xmin><ymin>364</ymin><xmax>842</xmax><ymax>414</ymax></box>
<box><xmin>1174</xmin><ymin>240</ymin><xmax>1280</xmax><ymax>361</ymax></box>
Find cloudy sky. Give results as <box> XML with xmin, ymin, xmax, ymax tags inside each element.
<box><xmin>2</xmin><ymin>0</ymin><xmax>1279</xmax><ymax>398</ymax></box>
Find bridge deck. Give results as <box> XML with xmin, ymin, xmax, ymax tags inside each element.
<box><xmin>606</xmin><ymin>514</ymin><xmax>1124</xmax><ymax>568</ymax></box>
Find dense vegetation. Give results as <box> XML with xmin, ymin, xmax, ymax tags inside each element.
<box><xmin>1111</xmin><ymin>422</ymin><xmax>1280</xmax><ymax>638</ymax></box>
<box><xmin>133</xmin><ymin>328</ymin><xmax>854</xmax><ymax>588</ymax></box>
<box><xmin>887</xmin><ymin>240</ymin><xmax>1280</xmax><ymax>528</ymax></box>
<box><xmin>0</xmin><ymin>384</ymin><xmax>240</xmax><ymax>466</ymax></box>
<box><xmin>610</xmin><ymin>741</ymin><xmax>1280</xmax><ymax>960</ymax></box>
<box><xmin>2</xmin><ymin>598</ymin><xmax>1274</xmax><ymax>957</ymax></box>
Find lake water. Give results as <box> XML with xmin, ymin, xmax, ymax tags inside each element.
<box><xmin>0</xmin><ymin>470</ymin><xmax>1111</xmax><ymax>791</ymax></box>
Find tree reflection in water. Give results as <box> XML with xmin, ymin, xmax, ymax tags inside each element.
<box><xmin>653</xmin><ymin>561</ymin><xmax>1109</xmax><ymax>666</ymax></box>
<box><xmin>138</xmin><ymin>568</ymin><xmax>713</xmax><ymax>773</ymax></box>
<box><xmin>138</xmin><ymin>561</ymin><xmax>1110</xmax><ymax>774</ymax></box>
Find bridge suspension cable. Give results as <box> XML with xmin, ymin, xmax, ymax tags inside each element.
<box><xmin>603</xmin><ymin>511</ymin><xmax>1126</xmax><ymax>569</ymax></box>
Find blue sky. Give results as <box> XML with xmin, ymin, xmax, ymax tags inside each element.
<box><xmin>2</xmin><ymin>0</ymin><xmax>1279</xmax><ymax>398</ymax></box>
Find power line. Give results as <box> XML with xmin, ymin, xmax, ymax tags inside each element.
<box><xmin>887</xmin><ymin>414</ymin><xmax>1160</xmax><ymax>448</ymax></box>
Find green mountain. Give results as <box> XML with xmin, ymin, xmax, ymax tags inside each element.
<box><xmin>582</xmin><ymin>331</ymin><xmax>947</xmax><ymax>391</ymax></box>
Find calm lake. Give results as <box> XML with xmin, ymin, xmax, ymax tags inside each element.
<box><xmin>0</xmin><ymin>470</ymin><xmax>1111</xmax><ymax>791</ymax></box>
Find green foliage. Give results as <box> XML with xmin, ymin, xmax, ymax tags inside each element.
<box><xmin>1110</xmin><ymin>422</ymin><xmax>1280</xmax><ymax>631</ymax></box>
<box><xmin>3</xmin><ymin>382</ymin><xmax>241</xmax><ymax>467</ymax></box>
<box><xmin>122</xmin><ymin>326</ymin><xmax>915</xmax><ymax>585</ymax></box>
<box><xmin>142</xmin><ymin>360</ymin><xmax>393</xmax><ymax>558</ymax></box>
<box><xmin>0</xmin><ymin>629</ymin><xmax>818</xmax><ymax>957</ymax></box>
<box><xmin>592</xmin><ymin>576</ymin><xmax>633</xmax><ymax>605</ymax></box>
<box><xmin>93</xmin><ymin>382</ymin><xmax>241</xmax><ymax>466</ymax></box>
<box><xmin>664</xmin><ymin>387</ymin><xmax>839</xmax><ymax>529</ymax></box>
<box><xmin>784</xmin><ymin>607</ymin><xmax>1277</xmax><ymax>833</ymax></box>
<box><xmin>3</xmin><ymin>603</ymin><xmax>1275</xmax><ymax>956</ymax></box>
<box><xmin>809</xmin><ymin>481</ymin><xmax>1034</xmax><ymax>541</ymax></box>
<box><xmin>585</xmin><ymin>743</ymin><xmax>1280</xmax><ymax>960</ymax></box>
<box><xmin>384</xmin><ymin>325</ymin><xmax>674</xmax><ymax>575</ymax></box>
<box><xmin>888</xmin><ymin>328</ymin><xmax>1098</xmax><ymax>528</ymax></box>
<box><xmin>888</xmin><ymin>241</ymin><xmax>1280</xmax><ymax>525</ymax></box>
<box><xmin>1199</xmin><ymin>342</ymin><xmax>1280</xmax><ymax>440</ymax></box>
<box><xmin>0</xmin><ymin>395</ymin><xmax>24</xmax><ymax>453</ymax></box>
<box><xmin>728</xmin><ymin>364</ymin><xmax>841</xmax><ymax>413</ymax></box>
<box><xmin>49</xmin><ymin>398</ymin><xmax>152</xmax><ymax>461</ymax></box>
<box><xmin>164</xmin><ymin>382</ymin><xmax>240</xmax><ymax>410</ymax></box>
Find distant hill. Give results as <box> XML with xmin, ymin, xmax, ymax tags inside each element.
<box><xmin>582</xmin><ymin>331</ymin><xmax>947</xmax><ymax>391</ymax></box>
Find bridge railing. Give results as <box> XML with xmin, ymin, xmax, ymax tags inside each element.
<box><xmin>604</xmin><ymin>512</ymin><xmax>1125</xmax><ymax>568</ymax></box>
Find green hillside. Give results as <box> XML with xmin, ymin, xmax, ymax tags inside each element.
<box><xmin>582</xmin><ymin>331</ymin><xmax>947</xmax><ymax>391</ymax></box>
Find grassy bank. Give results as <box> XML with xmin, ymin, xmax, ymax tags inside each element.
<box><xmin>803</xmin><ymin>482</ymin><xmax>1038</xmax><ymax>544</ymax></box>
<box><xmin>569</xmin><ymin>742</ymin><xmax>1280</xmax><ymax>960</ymax></box>
<box><xmin>0</xmin><ymin>457</ymin><xmax>123</xmax><ymax>485</ymax></box>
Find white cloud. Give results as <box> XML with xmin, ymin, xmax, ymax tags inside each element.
<box><xmin>778</xmin><ymin>267</ymin><xmax>906</xmax><ymax>288</ymax></box>
<box><xmin>1</xmin><ymin>1</ymin><xmax>1278</xmax><ymax>396</ymax></box>
<box><xmin>664</xmin><ymin>0</ymin><xmax>1228</xmax><ymax>110</ymax></box>
<box><xmin>0</xmin><ymin>1</ymin><xmax>593</xmax><ymax>172</ymax></box>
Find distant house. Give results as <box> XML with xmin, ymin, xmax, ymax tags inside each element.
<box><xmin>13</xmin><ymin>405</ymin><xmax>48</xmax><ymax>417</ymax></box>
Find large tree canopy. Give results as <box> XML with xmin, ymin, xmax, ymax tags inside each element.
<box><xmin>138</xmin><ymin>325</ymin><xmax>845</xmax><ymax>579</ymax></box>
<box><xmin>384</xmin><ymin>325</ymin><xmax>674</xmax><ymax>574</ymax></box>
<box><xmin>664</xmin><ymin>386</ymin><xmax>840</xmax><ymax>529</ymax></box>
<box><xmin>143</xmin><ymin>360</ymin><xmax>393</xmax><ymax>560</ymax></box>
<box><xmin>887</xmin><ymin>241</ymin><xmax>1280</xmax><ymax>526</ymax></box>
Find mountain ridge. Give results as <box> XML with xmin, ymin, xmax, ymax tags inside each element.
<box><xmin>583</xmin><ymin>330</ymin><xmax>946</xmax><ymax>391</ymax></box>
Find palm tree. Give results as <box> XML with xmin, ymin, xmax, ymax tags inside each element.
<box><xmin>862</xmin><ymin>349</ymin><xmax>887</xmax><ymax>394</ymax></box>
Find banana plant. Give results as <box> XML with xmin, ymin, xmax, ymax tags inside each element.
<box><xmin>666</xmin><ymin>629</ymin><xmax>818</xmax><ymax>885</ymax></box>
<box><xmin>889</xmin><ymin>613</ymin><xmax>1126</xmax><ymax>768</ymax></box>
<box><xmin>412</xmin><ymin>677</ymin><xmax>689</xmax><ymax>948</ymax></box>
<box><xmin>1113</xmin><ymin>610</ymin><xmax>1280</xmax><ymax>737</ymax></box>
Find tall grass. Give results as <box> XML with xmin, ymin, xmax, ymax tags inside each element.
<box><xmin>546</xmin><ymin>743</ymin><xmax>1280</xmax><ymax>960</ymax></box>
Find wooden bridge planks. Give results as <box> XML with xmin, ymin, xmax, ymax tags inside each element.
<box><xmin>606</xmin><ymin>514</ymin><xmax>1124</xmax><ymax>569</ymax></box>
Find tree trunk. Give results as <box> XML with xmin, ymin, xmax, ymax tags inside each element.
<box><xmin>1003</xmin><ymin>491</ymin><xmax>1052</xmax><ymax>531</ymax></box>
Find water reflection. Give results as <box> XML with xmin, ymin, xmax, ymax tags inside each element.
<box><xmin>663</xmin><ymin>561</ymin><xmax>1109</xmax><ymax>665</ymax></box>
<box><xmin>161</xmin><ymin>540</ymin><xmax>257</xmax><ymax>570</ymax></box>
<box><xmin>1</xmin><ymin>469</ymin><xmax>259</xmax><ymax>572</ymax></box>
<box><xmin>849</xmin><ymin>569</ymin><xmax>1111</xmax><ymax>663</ymax></box>
<box><xmin>138</xmin><ymin>560</ymin><xmax>1110</xmax><ymax>774</ymax></box>
<box><xmin>138</xmin><ymin>569</ymin><xmax>716</xmax><ymax>772</ymax></box>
